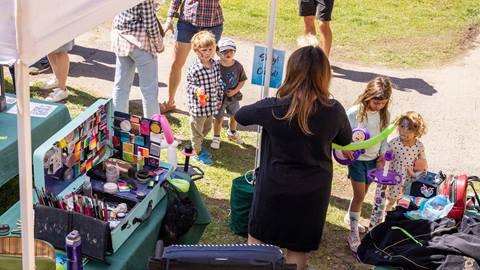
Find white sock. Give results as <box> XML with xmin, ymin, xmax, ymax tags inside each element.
<box><xmin>349</xmin><ymin>211</ymin><xmax>360</xmax><ymax>234</ymax></box>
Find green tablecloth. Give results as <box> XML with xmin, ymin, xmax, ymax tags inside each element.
<box><xmin>0</xmin><ymin>94</ymin><xmax>71</xmax><ymax>187</ymax></box>
<box><xmin>0</xmin><ymin>182</ymin><xmax>211</xmax><ymax>270</ymax></box>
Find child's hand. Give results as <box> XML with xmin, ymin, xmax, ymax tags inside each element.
<box><xmin>342</xmin><ymin>150</ymin><xmax>355</xmax><ymax>160</ymax></box>
<box><xmin>376</xmin><ymin>153</ymin><xmax>385</xmax><ymax>168</ymax></box>
<box><xmin>407</xmin><ymin>166</ymin><xmax>415</xmax><ymax>178</ymax></box>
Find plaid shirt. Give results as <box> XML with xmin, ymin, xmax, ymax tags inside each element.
<box><xmin>167</xmin><ymin>0</ymin><xmax>223</xmax><ymax>27</ymax></box>
<box><xmin>187</xmin><ymin>59</ymin><xmax>224</xmax><ymax>117</ymax></box>
<box><xmin>112</xmin><ymin>0</ymin><xmax>164</xmax><ymax>56</ymax></box>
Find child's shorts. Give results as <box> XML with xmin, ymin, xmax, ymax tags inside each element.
<box><xmin>348</xmin><ymin>159</ymin><xmax>377</xmax><ymax>185</ymax></box>
<box><xmin>215</xmin><ymin>100</ymin><xmax>240</xmax><ymax>119</ymax></box>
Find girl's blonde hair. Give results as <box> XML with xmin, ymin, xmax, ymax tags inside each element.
<box><xmin>398</xmin><ymin>111</ymin><xmax>427</xmax><ymax>138</ymax></box>
<box><xmin>276</xmin><ymin>45</ymin><xmax>333</xmax><ymax>135</ymax></box>
<box><xmin>191</xmin><ymin>31</ymin><xmax>216</xmax><ymax>51</ymax></box>
<box><xmin>355</xmin><ymin>76</ymin><xmax>392</xmax><ymax>129</ymax></box>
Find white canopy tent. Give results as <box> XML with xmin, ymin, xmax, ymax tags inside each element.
<box><xmin>0</xmin><ymin>0</ymin><xmax>143</xmax><ymax>268</ymax></box>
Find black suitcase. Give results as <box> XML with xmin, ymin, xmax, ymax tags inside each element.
<box><xmin>149</xmin><ymin>241</ymin><xmax>297</xmax><ymax>270</ymax></box>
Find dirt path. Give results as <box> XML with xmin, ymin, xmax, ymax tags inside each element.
<box><xmin>31</xmin><ymin>23</ymin><xmax>480</xmax><ymax>175</ymax></box>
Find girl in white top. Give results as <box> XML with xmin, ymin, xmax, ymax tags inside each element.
<box><xmin>344</xmin><ymin>77</ymin><xmax>393</xmax><ymax>252</ymax></box>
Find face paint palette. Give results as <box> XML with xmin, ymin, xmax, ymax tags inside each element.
<box><xmin>32</xmin><ymin>99</ymin><xmax>174</xmax><ymax>253</ymax></box>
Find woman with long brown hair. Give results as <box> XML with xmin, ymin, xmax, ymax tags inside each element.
<box><xmin>235</xmin><ymin>44</ymin><xmax>352</xmax><ymax>269</ymax></box>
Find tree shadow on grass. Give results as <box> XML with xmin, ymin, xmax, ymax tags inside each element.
<box><xmin>4</xmin><ymin>77</ymin><xmax>100</xmax><ymax>113</ymax></box>
<box><xmin>69</xmin><ymin>45</ymin><xmax>167</xmax><ymax>88</ymax></box>
<box><xmin>332</xmin><ymin>65</ymin><xmax>438</xmax><ymax>96</ymax></box>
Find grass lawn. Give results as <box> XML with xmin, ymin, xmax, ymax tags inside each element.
<box><xmin>0</xmin><ymin>79</ymin><xmax>374</xmax><ymax>269</ymax></box>
<box><xmin>159</xmin><ymin>0</ymin><xmax>480</xmax><ymax>67</ymax></box>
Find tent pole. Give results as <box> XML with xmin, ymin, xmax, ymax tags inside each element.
<box><xmin>15</xmin><ymin>0</ymin><xmax>34</xmax><ymax>268</ymax></box>
<box><xmin>15</xmin><ymin>62</ymin><xmax>34</xmax><ymax>270</ymax></box>
<box><xmin>254</xmin><ymin>0</ymin><xmax>277</xmax><ymax>169</ymax></box>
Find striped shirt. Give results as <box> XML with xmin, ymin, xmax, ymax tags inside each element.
<box><xmin>186</xmin><ymin>58</ymin><xmax>224</xmax><ymax>117</ymax></box>
<box><xmin>167</xmin><ymin>0</ymin><xmax>223</xmax><ymax>27</ymax></box>
<box><xmin>112</xmin><ymin>0</ymin><xmax>164</xmax><ymax>56</ymax></box>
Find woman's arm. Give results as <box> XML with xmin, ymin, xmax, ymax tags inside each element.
<box><xmin>235</xmin><ymin>101</ymin><xmax>263</xmax><ymax>126</ymax></box>
<box><xmin>333</xmin><ymin>103</ymin><xmax>353</xmax><ymax>146</ymax></box>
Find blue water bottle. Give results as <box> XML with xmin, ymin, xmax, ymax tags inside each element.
<box><xmin>66</xmin><ymin>230</ymin><xmax>83</xmax><ymax>270</ymax></box>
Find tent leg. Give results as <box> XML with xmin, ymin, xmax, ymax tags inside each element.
<box><xmin>255</xmin><ymin>0</ymin><xmax>277</xmax><ymax>169</ymax></box>
<box><xmin>15</xmin><ymin>62</ymin><xmax>35</xmax><ymax>270</ymax></box>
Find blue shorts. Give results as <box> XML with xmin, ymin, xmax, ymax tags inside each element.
<box><xmin>175</xmin><ymin>21</ymin><xmax>223</xmax><ymax>43</ymax></box>
<box><xmin>348</xmin><ymin>159</ymin><xmax>377</xmax><ymax>185</ymax></box>
<box><xmin>215</xmin><ymin>99</ymin><xmax>240</xmax><ymax>119</ymax></box>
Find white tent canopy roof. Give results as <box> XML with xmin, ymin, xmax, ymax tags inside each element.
<box><xmin>0</xmin><ymin>0</ymin><xmax>142</xmax><ymax>66</ymax></box>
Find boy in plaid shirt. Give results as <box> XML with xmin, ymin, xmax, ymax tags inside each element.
<box><xmin>186</xmin><ymin>31</ymin><xmax>223</xmax><ymax>165</ymax></box>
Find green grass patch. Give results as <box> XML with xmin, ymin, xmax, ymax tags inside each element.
<box><xmin>159</xmin><ymin>0</ymin><xmax>480</xmax><ymax>67</ymax></box>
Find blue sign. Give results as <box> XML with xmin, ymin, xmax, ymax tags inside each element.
<box><xmin>251</xmin><ymin>45</ymin><xmax>285</xmax><ymax>89</ymax></box>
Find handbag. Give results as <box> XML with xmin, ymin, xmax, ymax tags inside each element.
<box><xmin>438</xmin><ymin>174</ymin><xmax>468</xmax><ymax>221</ymax></box>
<box><xmin>229</xmin><ymin>171</ymin><xmax>255</xmax><ymax>237</ymax></box>
<box><xmin>159</xmin><ymin>181</ymin><xmax>198</xmax><ymax>246</ymax></box>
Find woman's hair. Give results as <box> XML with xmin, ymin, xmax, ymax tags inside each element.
<box><xmin>275</xmin><ymin>43</ymin><xmax>333</xmax><ymax>135</ymax></box>
<box><xmin>355</xmin><ymin>76</ymin><xmax>392</xmax><ymax>129</ymax></box>
<box><xmin>191</xmin><ymin>31</ymin><xmax>216</xmax><ymax>51</ymax></box>
<box><xmin>398</xmin><ymin>111</ymin><xmax>427</xmax><ymax>138</ymax></box>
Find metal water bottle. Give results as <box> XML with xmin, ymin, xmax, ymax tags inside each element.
<box><xmin>66</xmin><ymin>230</ymin><xmax>83</xmax><ymax>270</ymax></box>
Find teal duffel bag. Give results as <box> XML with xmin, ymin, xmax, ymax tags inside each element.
<box><xmin>229</xmin><ymin>171</ymin><xmax>255</xmax><ymax>237</ymax></box>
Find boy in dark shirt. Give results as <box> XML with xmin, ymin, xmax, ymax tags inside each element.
<box><xmin>211</xmin><ymin>38</ymin><xmax>247</xmax><ymax>149</ymax></box>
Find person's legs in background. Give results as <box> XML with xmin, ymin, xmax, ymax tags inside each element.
<box><xmin>112</xmin><ymin>54</ymin><xmax>136</xmax><ymax>114</ymax></box>
<box><xmin>316</xmin><ymin>0</ymin><xmax>334</xmax><ymax>56</ymax></box>
<box><xmin>44</xmin><ymin>40</ymin><xmax>74</xmax><ymax>102</ymax></box>
<box><xmin>29</xmin><ymin>56</ymin><xmax>50</xmax><ymax>75</ymax></box>
<box><xmin>47</xmin><ymin>52</ymin><xmax>69</xmax><ymax>90</ymax></box>
<box><xmin>318</xmin><ymin>20</ymin><xmax>332</xmax><ymax>56</ymax></box>
<box><xmin>8</xmin><ymin>65</ymin><xmax>15</xmax><ymax>93</ymax></box>
<box><xmin>162</xmin><ymin>42</ymin><xmax>190</xmax><ymax>113</ymax></box>
<box><xmin>302</xmin><ymin>16</ymin><xmax>317</xmax><ymax>36</ymax></box>
<box><xmin>162</xmin><ymin>21</ymin><xmax>196</xmax><ymax>113</ymax></box>
<box><xmin>299</xmin><ymin>0</ymin><xmax>334</xmax><ymax>57</ymax></box>
<box><xmin>131</xmin><ymin>48</ymin><xmax>160</xmax><ymax>118</ymax></box>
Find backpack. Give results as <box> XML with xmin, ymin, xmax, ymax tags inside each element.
<box><xmin>438</xmin><ymin>174</ymin><xmax>468</xmax><ymax>221</ymax></box>
<box><xmin>159</xmin><ymin>181</ymin><xmax>198</xmax><ymax>246</ymax></box>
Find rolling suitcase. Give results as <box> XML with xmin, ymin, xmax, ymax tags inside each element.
<box><xmin>149</xmin><ymin>240</ymin><xmax>297</xmax><ymax>270</ymax></box>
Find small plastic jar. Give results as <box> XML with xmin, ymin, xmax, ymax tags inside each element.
<box><xmin>105</xmin><ymin>164</ymin><xmax>120</xmax><ymax>183</ymax></box>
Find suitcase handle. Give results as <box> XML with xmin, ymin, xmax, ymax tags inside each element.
<box><xmin>190</xmin><ymin>165</ymin><xmax>204</xmax><ymax>181</ymax></box>
<box><xmin>154</xmin><ymin>240</ymin><xmax>164</xmax><ymax>258</ymax></box>
<box><xmin>133</xmin><ymin>200</ymin><xmax>153</xmax><ymax>225</ymax></box>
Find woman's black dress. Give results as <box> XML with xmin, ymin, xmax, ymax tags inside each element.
<box><xmin>235</xmin><ymin>97</ymin><xmax>351</xmax><ymax>252</ymax></box>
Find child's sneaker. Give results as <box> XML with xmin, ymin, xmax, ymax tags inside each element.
<box><xmin>210</xmin><ymin>136</ymin><xmax>221</xmax><ymax>150</ymax></box>
<box><xmin>344</xmin><ymin>213</ymin><xmax>367</xmax><ymax>233</ymax></box>
<box><xmin>194</xmin><ymin>149</ymin><xmax>213</xmax><ymax>165</ymax></box>
<box><xmin>347</xmin><ymin>232</ymin><xmax>361</xmax><ymax>253</ymax></box>
<box><xmin>227</xmin><ymin>130</ymin><xmax>244</xmax><ymax>144</ymax></box>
